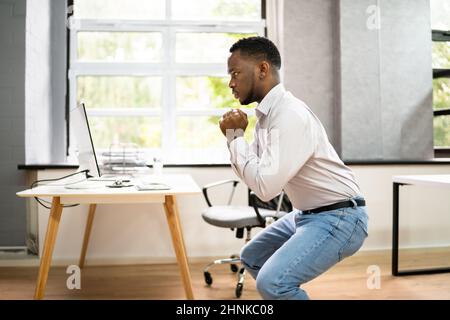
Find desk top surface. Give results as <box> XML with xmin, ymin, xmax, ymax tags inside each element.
<box><xmin>392</xmin><ymin>174</ymin><xmax>450</xmax><ymax>188</ymax></box>
<box><xmin>17</xmin><ymin>174</ymin><xmax>201</xmax><ymax>198</ymax></box>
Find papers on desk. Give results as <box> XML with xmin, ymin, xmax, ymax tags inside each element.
<box><xmin>64</xmin><ymin>180</ymin><xmax>105</xmax><ymax>189</ymax></box>
<box><xmin>135</xmin><ymin>182</ymin><xmax>171</xmax><ymax>191</ymax></box>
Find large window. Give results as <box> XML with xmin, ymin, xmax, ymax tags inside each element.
<box><xmin>431</xmin><ymin>0</ymin><xmax>450</xmax><ymax>156</ymax></box>
<box><xmin>69</xmin><ymin>0</ymin><xmax>265</xmax><ymax>164</ymax></box>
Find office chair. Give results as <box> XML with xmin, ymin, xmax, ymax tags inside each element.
<box><xmin>201</xmin><ymin>179</ymin><xmax>292</xmax><ymax>298</ymax></box>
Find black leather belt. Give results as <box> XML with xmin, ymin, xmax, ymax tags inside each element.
<box><xmin>302</xmin><ymin>199</ymin><xmax>366</xmax><ymax>215</ymax></box>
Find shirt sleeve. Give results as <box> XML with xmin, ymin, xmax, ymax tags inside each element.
<box><xmin>227</xmin><ymin>128</ymin><xmax>258</xmax><ymax>180</ymax></box>
<box><xmin>228</xmin><ymin>108</ymin><xmax>316</xmax><ymax>201</ymax></box>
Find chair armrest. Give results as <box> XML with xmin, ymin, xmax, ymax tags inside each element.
<box><xmin>202</xmin><ymin>179</ymin><xmax>239</xmax><ymax>207</ymax></box>
<box><xmin>275</xmin><ymin>191</ymin><xmax>285</xmax><ymax>214</ymax></box>
<box><xmin>203</xmin><ymin>179</ymin><xmax>239</xmax><ymax>190</ymax></box>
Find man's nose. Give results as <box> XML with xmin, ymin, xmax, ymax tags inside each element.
<box><xmin>229</xmin><ymin>79</ymin><xmax>235</xmax><ymax>88</ymax></box>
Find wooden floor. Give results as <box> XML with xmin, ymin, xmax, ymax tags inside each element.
<box><xmin>1</xmin><ymin>248</ymin><xmax>450</xmax><ymax>300</ymax></box>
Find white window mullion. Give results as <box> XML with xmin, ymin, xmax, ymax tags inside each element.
<box><xmin>166</xmin><ymin>0</ymin><xmax>172</xmax><ymax>21</ymax></box>
<box><xmin>71</xmin><ymin>63</ymin><xmax>164</xmax><ymax>76</ymax></box>
<box><xmin>86</xmin><ymin>108</ymin><xmax>161</xmax><ymax>117</ymax></box>
<box><xmin>70</xmin><ymin>29</ymin><xmax>77</xmax><ymax>68</ymax></box>
<box><xmin>69</xmin><ymin>27</ymin><xmax>77</xmax><ymax>113</ymax></box>
<box><xmin>68</xmin><ymin>69</ymin><xmax>78</xmax><ymax>158</ymax></box>
<box><xmin>176</xmin><ymin>109</ymin><xmax>255</xmax><ymax>117</ymax></box>
<box><xmin>171</xmin><ymin>23</ymin><xmax>265</xmax><ymax>33</ymax></box>
<box><xmin>73</xmin><ymin>20</ymin><xmax>167</xmax><ymax>32</ymax></box>
<box><xmin>174</xmin><ymin>63</ymin><xmax>227</xmax><ymax>76</ymax></box>
<box><xmin>71</xmin><ymin>19</ymin><xmax>265</xmax><ymax>32</ymax></box>
<box><xmin>68</xmin><ymin>27</ymin><xmax>78</xmax><ymax>158</ymax></box>
<box><xmin>160</xmin><ymin>0</ymin><xmax>174</xmax><ymax>159</ymax></box>
<box><xmin>161</xmin><ymin>25</ymin><xmax>175</xmax><ymax>158</ymax></box>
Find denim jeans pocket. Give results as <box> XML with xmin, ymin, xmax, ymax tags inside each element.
<box><xmin>338</xmin><ymin>219</ymin><xmax>367</xmax><ymax>261</ymax></box>
<box><xmin>359</xmin><ymin>219</ymin><xmax>369</xmax><ymax>237</ymax></box>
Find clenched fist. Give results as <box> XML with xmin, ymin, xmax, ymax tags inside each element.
<box><xmin>219</xmin><ymin>108</ymin><xmax>248</xmax><ymax>138</ymax></box>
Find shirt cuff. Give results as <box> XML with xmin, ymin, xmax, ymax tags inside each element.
<box><xmin>228</xmin><ymin>136</ymin><xmax>246</xmax><ymax>149</ymax></box>
<box><xmin>226</xmin><ymin>133</ymin><xmax>242</xmax><ymax>145</ymax></box>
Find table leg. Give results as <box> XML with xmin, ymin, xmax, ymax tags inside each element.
<box><xmin>34</xmin><ymin>197</ymin><xmax>63</xmax><ymax>299</ymax></box>
<box><xmin>163</xmin><ymin>195</ymin><xmax>194</xmax><ymax>300</ymax></box>
<box><xmin>79</xmin><ymin>204</ymin><xmax>97</xmax><ymax>268</ymax></box>
<box><xmin>392</xmin><ymin>182</ymin><xmax>400</xmax><ymax>276</ymax></box>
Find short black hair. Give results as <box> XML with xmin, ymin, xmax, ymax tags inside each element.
<box><xmin>229</xmin><ymin>36</ymin><xmax>281</xmax><ymax>70</ymax></box>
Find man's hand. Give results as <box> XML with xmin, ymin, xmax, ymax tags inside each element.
<box><xmin>219</xmin><ymin>109</ymin><xmax>248</xmax><ymax>139</ymax></box>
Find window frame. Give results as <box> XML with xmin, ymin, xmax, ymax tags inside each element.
<box><xmin>432</xmin><ymin>30</ymin><xmax>450</xmax><ymax>157</ymax></box>
<box><xmin>67</xmin><ymin>0</ymin><xmax>266</xmax><ymax>164</ymax></box>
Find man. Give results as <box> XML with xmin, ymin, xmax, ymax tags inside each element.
<box><xmin>219</xmin><ymin>36</ymin><xmax>368</xmax><ymax>300</ymax></box>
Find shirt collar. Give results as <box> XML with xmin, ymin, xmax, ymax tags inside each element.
<box><xmin>255</xmin><ymin>83</ymin><xmax>286</xmax><ymax>118</ymax></box>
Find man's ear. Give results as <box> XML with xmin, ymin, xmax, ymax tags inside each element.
<box><xmin>259</xmin><ymin>61</ymin><xmax>270</xmax><ymax>79</ymax></box>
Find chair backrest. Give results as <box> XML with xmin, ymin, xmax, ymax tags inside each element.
<box><xmin>248</xmin><ymin>189</ymin><xmax>293</xmax><ymax>213</ymax></box>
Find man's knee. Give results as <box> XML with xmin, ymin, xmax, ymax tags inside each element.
<box><xmin>255</xmin><ymin>271</ymin><xmax>280</xmax><ymax>299</ymax></box>
<box><xmin>255</xmin><ymin>269</ymin><xmax>299</xmax><ymax>299</ymax></box>
<box><xmin>256</xmin><ymin>268</ymin><xmax>309</xmax><ymax>300</ymax></box>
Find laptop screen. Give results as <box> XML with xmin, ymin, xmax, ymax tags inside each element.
<box><xmin>71</xmin><ymin>103</ymin><xmax>101</xmax><ymax>178</ymax></box>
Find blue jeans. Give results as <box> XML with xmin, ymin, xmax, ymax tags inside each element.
<box><xmin>240</xmin><ymin>197</ymin><xmax>369</xmax><ymax>300</ymax></box>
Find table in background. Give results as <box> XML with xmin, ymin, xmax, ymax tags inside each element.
<box><xmin>392</xmin><ymin>174</ymin><xmax>450</xmax><ymax>276</ymax></box>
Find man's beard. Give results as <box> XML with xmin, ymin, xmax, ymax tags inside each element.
<box><xmin>240</xmin><ymin>96</ymin><xmax>253</xmax><ymax>105</ymax></box>
<box><xmin>240</xmin><ymin>80</ymin><xmax>256</xmax><ymax>105</ymax></box>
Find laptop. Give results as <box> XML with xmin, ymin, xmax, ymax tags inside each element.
<box><xmin>66</xmin><ymin>103</ymin><xmax>132</xmax><ymax>189</ymax></box>
<box><xmin>66</xmin><ymin>102</ymin><xmax>169</xmax><ymax>190</ymax></box>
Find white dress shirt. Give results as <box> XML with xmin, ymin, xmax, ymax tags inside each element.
<box><xmin>228</xmin><ymin>83</ymin><xmax>361</xmax><ymax>211</ymax></box>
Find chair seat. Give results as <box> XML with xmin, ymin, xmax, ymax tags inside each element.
<box><xmin>202</xmin><ymin>205</ymin><xmax>287</xmax><ymax>229</ymax></box>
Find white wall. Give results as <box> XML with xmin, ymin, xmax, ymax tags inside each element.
<box><xmin>32</xmin><ymin>164</ymin><xmax>450</xmax><ymax>265</ymax></box>
<box><xmin>25</xmin><ymin>0</ymin><xmax>51</xmax><ymax>163</ymax></box>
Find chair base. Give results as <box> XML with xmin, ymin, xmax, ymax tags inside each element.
<box><xmin>203</xmin><ymin>255</ymin><xmax>247</xmax><ymax>298</ymax></box>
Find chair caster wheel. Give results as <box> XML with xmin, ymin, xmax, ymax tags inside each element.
<box><xmin>230</xmin><ymin>254</ymin><xmax>239</xmax><ymax>273</ymax></box>
<box><xmin>235</xmin><ymin>283</ymin><xmax>243</xmax><ymax>298</ymax></box>
<box><xmin>204</xmin><ymin>271</ymin><xmax>213</xmax><ymax>285</ymax></box>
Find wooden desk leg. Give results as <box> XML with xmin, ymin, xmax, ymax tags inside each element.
<box><xmin>163</xmin><ymin>195</ymin><xmax>194</xmax><ymax>300</ymax></box>
<box><xmin>34</xmin><ymin>197</ymin><xmax>63</xmax><ymax>300</ymax></box>
<box><xmin>79</xmin><ymin>204</ymin><xmax>97</xmax><ymax>269</ymax></box>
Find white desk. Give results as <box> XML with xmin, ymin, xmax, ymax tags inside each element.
<box><xmin>17</xmin><ymin>174</ymin><xmax>201</xmax><ymax>299</ymax></box>
<box><xmin>392</xmin><ymin>174</ymin><xmax>450</xmax><ymax>276</ymax></box>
